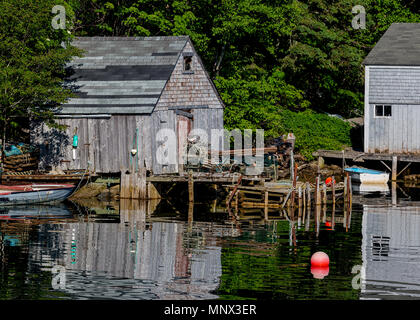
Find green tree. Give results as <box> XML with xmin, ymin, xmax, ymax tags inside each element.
<box><xmin>67</xmin><ymin>0</ymin><xmax>420</xmax><ymax>157</ymax></box>
<box><xmin>0</xmin><ymin>0</ymin><xmax>82</xmax><ymax>171</ymax></box>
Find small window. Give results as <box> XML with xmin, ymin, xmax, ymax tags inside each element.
<box><xmin>375</xmin><ymin>105</ymin><xmax>392</xmax><ymax>117</ymax></box>
<box><xmin>183</xmin><ymin>55</ymin><xmax>193</xmax><ymax>73</ymax></box>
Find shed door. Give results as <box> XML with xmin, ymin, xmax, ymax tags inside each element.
<box><xmin>177</xmin><ymin>114</ymin><xmax>192</xmax><ymax>173</ymax></box>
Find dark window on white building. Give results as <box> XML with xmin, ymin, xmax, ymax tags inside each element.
<box><xmin>375</xmin><ymin>105</ymin><xmax>392</xmax><ymax>117</ymax></box>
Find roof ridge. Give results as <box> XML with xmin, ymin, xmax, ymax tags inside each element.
<box><xmin>74</xmin><ymin>36</ymin><xmax>190</xmax><ymax>41</ymax></box>
<box><xmin>363</xmin><ymin>23</ymin><xmax>420</xmax><ymax>66</ymax></box>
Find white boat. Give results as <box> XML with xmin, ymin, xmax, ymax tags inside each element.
<box><xmin>352</xmin><ymin>183</ymin><xmax>390</xmax><ymax>193</ymax></box>
<box><xmin>344</xmin><ymin>167</ymin><xmax>389</xmax><ymax>184</ymax></box>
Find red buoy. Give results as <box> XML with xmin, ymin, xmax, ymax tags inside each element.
<box><xmin>311</xmin><ymin>266</ymin><xmax>329</xmax><ymax>279</ymax></box>
<box><xmin>311</xmin><ymin>251</ymin><xmax>329</xmax><ymax>267</ymax></box>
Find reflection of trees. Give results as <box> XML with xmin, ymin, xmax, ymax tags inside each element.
<box><xmin>217</xmin><ymin>217</ymin><xmax>363</xmax><ymax>300</ymax></box>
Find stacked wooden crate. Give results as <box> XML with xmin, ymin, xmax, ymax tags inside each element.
<box><xmin>3</xmin><ymin>150</ymin><xmax>39</xmax><ymax>173</ymax></box>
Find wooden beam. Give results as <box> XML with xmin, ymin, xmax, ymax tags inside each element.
<box><xmin>392</xmin><ymin>156</ymin><xmax>398</xmax><ymax>181</ymax></box>
<box><xmin>397</xmin><ymin>162</ymin><xmax>411</xmax><ymax>178</ymax></box>
<box><xmin>380</xmin><ymin>160</ymin><xmax>392</xmax><ymax>172</ymax></box>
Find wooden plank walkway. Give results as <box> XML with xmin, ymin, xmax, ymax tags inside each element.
<box><xmin>314</xmin><ymin>149</ymin><xmax>420</xmax><ymax>163</ymax></box>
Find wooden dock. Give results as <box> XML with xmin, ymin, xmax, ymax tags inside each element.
<box><xmin>314</xmin><ymin>149</ymin><xmax>420</xmax><ymax>163</ymax></box>
<box><xmin>225</xmin><ymin>179</ymin><xmax>347</xmax><ymax>210</ymax></box>
<box><xmin>314</xmin><ymin>149</ymin><xmax>420</xmax><ymax>181</ymax></box>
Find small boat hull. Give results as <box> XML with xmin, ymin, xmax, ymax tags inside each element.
<box><xmin>0</xmin><ymin>184</ymin><xmax>75</xmax><ymax>206</ymax></box>
<box><xmin>0</xmin><ymin>203</ymin><xmax>73</xmax><ymax>219</ymax></box>
<box><xmin>345</xmin><ymin>168</ymin><xmax>389</xmax><ymax>184</ymax></box>
<box><xmin>352</xmin><ymin>183</ymin><xmax>390</xmax><ymax>193</ymax></box>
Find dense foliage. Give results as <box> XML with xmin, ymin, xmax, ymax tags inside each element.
<box><xmin>0</xmin><ymin>0</ymin><xmax>82</xmax><ymax>162</ymax></box>
<box><xmin>1</xmin><ymin>0</ymin><xmax>419</xmax><ymax>158</ymax></box>
<box><xmin>66</xmin><ymin>0</ymin><xmax>419</xmax><ymax>157</ymax></box>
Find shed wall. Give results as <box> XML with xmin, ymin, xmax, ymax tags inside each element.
<box><xmin>32</xmin><ymin>115</ymin><xmax>153</xmax><ymax>174</ymax></box>
<box><xmin>367</xmin><ymin>67</ymin><xmax>420</xmax><ymax>153</ymax></box>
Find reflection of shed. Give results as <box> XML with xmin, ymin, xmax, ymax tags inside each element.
<box><xmin>26</xmin><ymin>204</ymin><xmax>224</xmax><ymax>299</ymax></box>
<box><xmin>361</xmin><ymin>205</ymin><xmax>420</xmax><ymax>299</ymax></box>
<box><xmin>31</xmin><ymin>36</ymin><xmax>224</xmax><ymax>175</ymax></box>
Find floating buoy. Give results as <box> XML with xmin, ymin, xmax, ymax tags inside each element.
<box><xmin>311</xmin><ymin>251</ymin><xmax>329</xmax><ymax>267</ymax></box>
<box><xmin>311</xmin><ymin>266</ymin><xmax>329</xmax><ymax>279</ymax></box>
<box><xmin>325</xmin><ymin>177</ymin><xmax>335</xmax><ymax>186</ymax></box>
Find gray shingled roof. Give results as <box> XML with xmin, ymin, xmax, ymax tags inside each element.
<box><xmin>60</xmin><ymin>36</ymin><xmax>189</xmax><ymax>115</ymax></box>
<box><xmin>363</xmin><ymin>23</ymin><xmax>420</xmax><ymax>66</ymax></box>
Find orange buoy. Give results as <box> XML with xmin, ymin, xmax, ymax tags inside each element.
<box><xmin>311</xmin><ymin>266</ymin><xmax>329</xmax><ymax>279</ymax></box>
<box><xmin>311</xmin><ymin>251</ymin><xmax>329</xmax><ymax>267</ymax></box>
<box><xmin>325</xmin><ymin>177</ymin><xmax>334</xmax><ymax>186</ymax></box>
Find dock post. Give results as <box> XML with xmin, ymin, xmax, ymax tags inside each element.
<box><xmin>322</xmin><ymin>183</ymin><xmax>327</xmax><ymax>206</ymax></box>
<box><xmin>291</xmin><ymin>164</ymin><xmax>297</xmax><ymax>207</ymax></box>
<box><xmin>392</xmin><ymin>156</ymin><xmax>398</xmax><ymax>181</ymax></box>
<box><xmin>188</xmin><ymin>170</ymin><xmax>194</xmax><ymax>203</ymax></box>
<box><xmin>392</xmin><ymin>181</ymin><xmax>397</xmax><ymax>205</ymax></box>
<box><xmin>264</xmin><ymin>189</ymin><xmax>269</xmax><ymax>220</ymax></box>
<box><xmin>290</xmin><ymin>150</ymin><xmax>294</xmax><ymax>182</ymax></box>
<box><xmin>345</xmin><ymin>172</ymin><xmax>351</xmax><ymax>205</ymax></box>
<box><xmin>344</xmin><ymin>175</ymin><xmax>348</xmax><ymax>205</ymax></box>
<box><xmin>348</xmin><ymin>175</ymin><xmax>352</xmax><ymax>206</ymax></box>
<box><xmin>298</xmin><ymin>186</ymin><xmax>302</xmax><ymax>218</ymax></box>
<box><xmin>332</xmin><ymin>175</ymin><xmax>336</xmax><ymax>205</ymax></box>
<box><xmin>315</xmin><ymin>176</ymin><xmax>321</xmax><ymax>206</ymax></box>
<box><xmin>298</xmin><ymin>186</ymin><xmax>302</xmax><ymax>208</ymax></box>
<box><xmin>306</xmin><ymin>182</ymin><xmax>311</xmax><ymax>210</ymax></box>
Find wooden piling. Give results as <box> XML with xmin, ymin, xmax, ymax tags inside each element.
<box><xmin>298</xmin><ymin>186</ymin><xmax>302</xmax><ymax>208</ymax></box>
<box><xmin>332</xmin><ymin>175</ymin><xmax>336</xmax><ymax>205</ymax></box>
<box><xmin>306</xmin><ymin>182</ymin><xmax>311</xmax><ymax>209</ymax></box>
<box><xmin>298</xmin><ymin>186</ymin><xmax>302</xmax><ymax>218</ymax></box>
<box><xmin>348</xmin><ymin>175</ymin><xmax>352</xmax><ymax>206</ymax></box>
<box><xmin>226</xmin><ymin>174</ymin><xmax>243</xmax><ymax>207</ymax></box>
<box><xmin>392</xmin><ymin>155</ymin><xmax>398</xmax><ymax>181</ymax></box>
<box><xmin>322</xmin><ymin>183</ymin><xmax>327</xmax><ymax>206</ymax></box>
<box><xmin>315</xmin><ymin>176</ymin><xmax>321</xmax><ymax>206</ymax></box>
<box><xmin>392</xmin><ymin>181</ymin><xmax>397</xmax><ymax>205</ymax></box>
<box><xmin>264</xmin><ymin>190</ymin><xmax>269</xmax><ymax>220</ymax></box>
<box><xmin>188</xmin><ymin>170</ymin><xmax>194</xmax><ymax>203</ymax></box>
<box><xmin>290</xmin><ymin>163</ymin><xmax>298</xmax><ymax>207</ymax></box>
<box><xmin>345</xmin><ymin>172</ymin><xmax>351</xmax><ymax>205</ymax></box>
<box><xmin>344</xmin><ymin>175</ymin><xmax>348</xmax><ymax>205</ymax></box>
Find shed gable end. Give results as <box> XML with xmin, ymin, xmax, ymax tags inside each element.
<box><xmin>155</xmin><ymin>40</ymin><xmax>224</xmax><ymax>111</ymax></box>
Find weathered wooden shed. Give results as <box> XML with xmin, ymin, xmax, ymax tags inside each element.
<box><xmin>31</xmin><ymin>36</ymin><xmax>224</xmax><ymax>175</ymax></box>
<box><xmin>363</xmin><ymin>23</ymin><xmax>420</xmax><ymax>154</ymax></box>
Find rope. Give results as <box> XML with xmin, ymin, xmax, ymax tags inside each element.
<box><xmin>68</xmin><ymin>165</ymin><xmax>90</xmax><ymax>198</ymax></box>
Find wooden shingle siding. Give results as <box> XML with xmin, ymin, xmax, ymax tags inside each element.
<box><xmin>369</xmin><ymin>68</ymin><xmax>420</xmax><ymax>104</ymax></box>
<box><xmin>155</xmin><ymin>41</ymin><xmax>224</xmax><ymax>111</ymax></box>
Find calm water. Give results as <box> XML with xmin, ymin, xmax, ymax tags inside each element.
<box><xmin>1</xmin><ymin>186</ymin><xmax>420</xmax><ymax>300</ymax></box>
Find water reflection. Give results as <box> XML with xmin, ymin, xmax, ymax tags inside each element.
<box><xmin>361</xmin><ymin>204</ymin><xmax>420</xmax><ymax>299</ymax></box>
<box><xmin>4</xmin><ymin>191</ymin><xmax>420</xmax><ymax>300</ymax></box>
<box><xmin>25</xmin><ymin>200</ymin><xmax>234</xmax><ymax>300</ymax></box>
